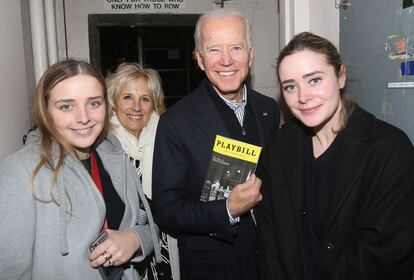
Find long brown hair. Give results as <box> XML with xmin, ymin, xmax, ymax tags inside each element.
<box><xmin>31</xmin><ymin>59</ymin><xmax>109</xmax><ymax>203</ymax></box>
<box><xmin>277</xmin><ymin>32</ymin><xmax>354</xmax><ymax>131</ymax></box>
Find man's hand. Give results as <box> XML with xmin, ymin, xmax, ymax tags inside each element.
<box><xmin>227</xmin><ymin>174</ymin><xmax>262</xmax><ymax>218</ymax></box>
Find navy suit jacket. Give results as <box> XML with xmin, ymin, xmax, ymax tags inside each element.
<box><xmin>153</xmin><ymin>79</ymin><xmax>279</xmax><ymax>280</ymax></box>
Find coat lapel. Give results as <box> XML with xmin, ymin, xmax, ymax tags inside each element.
<box><xmin>278</xmin><ymin>106</ymin><xmax>376</xmax><ymax>245</ymax></box>
<box><xmin>191</xmin><ymin>80</ymin><xmax>229</xmax><ymax>143</ymax></box>
<box><xmin>96</xmin><ymin>136</ymin><xmax>127</xmax><ymax>202</ymax></box>
<box><xmin>278</xmin><ymin>121</ymin><xmax>307</xmax><ymax>230</ymax></box>
<box><xmin>323</xmin><ymin>135</ymin><xmax>368</xmax><ymax>232</ymax></box>
<box><xmin>248</xmin><ymin>91</ymin><xmax>266</xmax><ymax>148</ymax></box>
<box><xmin>323</xmin><ymin>106</ymin><xmax>374</xmax><ymax>232</ymax></box>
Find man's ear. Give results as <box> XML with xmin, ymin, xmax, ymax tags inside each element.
<box><xmin>195</xmin><ymin>50</ymin><xmax>206</xmax><ymax>71</ymax></box>
<box><xmin>248</xmin><ymin>45</ymin><xmax>254</xmax><ymax>67</ymax></box>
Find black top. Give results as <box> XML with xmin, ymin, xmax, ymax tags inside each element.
<box><xmin>82</xmin><ymin>153</ymin><xmax>125</xmax><ymax>230</ymax></box>
<box><xmin>257</xmin><ymin>104</ymin><xmax>414</xmax><ymax>280</ymax></box>
<box><xmin>303</xmin><ymin>133</ymin><xmax>344</xmax><ymax>280</ymax></box>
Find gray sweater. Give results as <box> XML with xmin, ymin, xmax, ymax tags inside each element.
<box><xmin>0</xmin><ymin>133</ymin><xmax>161</xmax><ymax>279</ymax></box>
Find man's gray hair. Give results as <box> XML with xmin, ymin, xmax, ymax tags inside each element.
<box><xmin>194</xmin><ymin>9</ymin><xmax>253</xmax><ymax>52</ymax></box>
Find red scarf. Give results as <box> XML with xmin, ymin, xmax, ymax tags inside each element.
<box><xmin>91</xmin><ymin>151</ymin><xmax>108</xmax><ymax>231</ymax></box>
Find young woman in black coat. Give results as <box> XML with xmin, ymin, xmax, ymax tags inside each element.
<box><xmin>257</xmin><ymin>32</ymin><xmax>414</xmax><ymax>280</ymax></box>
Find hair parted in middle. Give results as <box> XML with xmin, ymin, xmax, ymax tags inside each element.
<box><xmin>277</xmin><ymin>32</ymin><xmax>354</xmax><ymax>131</ymax></box>
<box><xmin>277</xmin><ymin>32</ymin><xmax>344</xmax><ymax>85</ymax></box>
<box><xmin>194</xmin><ymin>8</ymin><xmax>253</xmax><ymax>52</ymax></box>
<box><xmin>105</xmin><ymin>62</ymin><xmax>166</xmax><ymax>116</ymax></box>
<box><xmin>31</xmin><ymin>59</ymin><xmax>109</xmax><ymax>204</ymax></box>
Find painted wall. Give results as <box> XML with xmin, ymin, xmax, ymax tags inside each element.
<box><xmin>308</xmin><ymin>0</ymin><xmax>339</xmax><ymax>48</ymax></box>
<box><xmin>57</xmin><ymin>0</ymin><xmax>280</xmax><ymax>99</ymax></box>
<box><xmin>0</xmin><ymin>0</ymin><xmax>31</xmax><ymax>158</ymax></box>
<box><xmin>0</xmin><ymin>0</ymin><xmax>341</xmax><ymax>157</ymax></box>
<box><xmin>280</xmin><ymin>0</ymin><xmax>339</xmax><ymax>48</ymax></box>
<box><xmin>341</xmin><ymin>1</ymin><xmax>414</xmax><ymax>142</ymax></box>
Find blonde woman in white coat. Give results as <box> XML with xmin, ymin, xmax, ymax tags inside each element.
<box><xmin>106</xmin><ymin>62</ymin><xmax>180</xmax><ymax>280</ymax></box>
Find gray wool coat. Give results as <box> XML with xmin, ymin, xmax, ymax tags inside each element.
<box><xmin>0</xmin><ymin>133</ymin><xmax>161</xmax><ymax>279</ymax></box>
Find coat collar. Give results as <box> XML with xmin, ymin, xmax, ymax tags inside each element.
<box><xmin>191</xmin><ymin>78</ymin><xmax>268</xmax><ymax>147</ymax></box>
<box><xmin>278</xmin><ymin>105</ymin><xmax>377</xmax><ymax>232</ymax></box>
<box><xmin>342</xmin><ymin>104</ymin><xmax>377</xmax><ymax>142</ymax></box>
<box><xmin>191</xmin><ymin>79</ymin><xmax>230</xmax><ymax>142</ymax></box>
<box><xmin>247</xmin><ymin>91</ymin><xmax>268</xmax><ymax>148</ymax></box>
<box><xmin>323</xmin><ymin>105</ymin><xmax>376</xmax><ymax>230</ymax></box>
<box><xmin>277</xmin><ymin>119</ymin><xmax>307</xmax><ymax>227</ymax></box>
<box><xmin>95</xmin><ymin>133</ymin><xmax>127</xmax><ymax>196</ymax></box>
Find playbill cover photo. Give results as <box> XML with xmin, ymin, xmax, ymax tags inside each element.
<box><xmin>200</xmin><ymin>135</ymin><xmax>262</xmax><ymax>202</ymax></box>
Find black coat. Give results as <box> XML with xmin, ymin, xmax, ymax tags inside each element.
<box><xmin>153</xmin><ymin>79</ymin><xmax>279</xmax><ymax>280</ymax></box>
<box><xmin>257</xmin><ymin>105</ymin><xmax>414</xmax><ymax>280</ymax></box>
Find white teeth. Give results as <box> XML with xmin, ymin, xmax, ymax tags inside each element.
<box><xmin>73</xmin><ymin>128</ymin><xmax>91</xmax><ymax>135</ymax></box>
<box><xmin>219</xmin><ymin>71</ymin><xmax>235</xmax><ymax>77</ymax></box>
<box><xmin>128</xmin><ymin>114</ymin><xmax>142</xmax><ymax>120</ymax></box>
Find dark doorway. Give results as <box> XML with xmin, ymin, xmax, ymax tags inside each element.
<box><xmin>89</xmin><ymin>14</ymin><xmax>204</xmax><ymax>107</ymax></box>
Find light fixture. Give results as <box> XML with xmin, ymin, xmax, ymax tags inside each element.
<box><xmin>214</xmin><ymin>0</ymin><xmax>230</xmax><ymax>8</ymax></box>
<box><xmin>335</xmin><ymin>0</ymin><xmax>351</xmax><ymax>9</ymax></box>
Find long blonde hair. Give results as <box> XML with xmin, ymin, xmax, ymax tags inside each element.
<box><xmin>31</xmin><ymin>59</ymin><xmax>109</xmax><ymax>203</ymax></box>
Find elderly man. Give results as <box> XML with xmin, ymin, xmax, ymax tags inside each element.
<box><xmin>152</xmin><ymin>9</ymin><xmax>280</xmax><ymax>280</ymax></box>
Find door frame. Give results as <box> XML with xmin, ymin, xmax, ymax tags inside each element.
<box><xmin>88</xmin><ymin>13</ymin><xmax>200</xmax><ymax>71</ymax></box>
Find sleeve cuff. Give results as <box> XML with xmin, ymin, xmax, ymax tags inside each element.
<box><xmin>226</xmin><ymin>199</ymin><xmax>240</xmax><ymax>225</ymax></box>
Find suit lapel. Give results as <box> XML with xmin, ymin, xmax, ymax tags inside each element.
<box><xmin>192</xmin><ymin>80</ymin><xmax>229</xmax><ymax>143</ymax></box>
<box><xmin>247</xmin><ymin>90</ymin><xmax>266</xmax><ymax>148</ymax></box>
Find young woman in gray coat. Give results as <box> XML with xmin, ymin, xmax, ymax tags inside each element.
<box><xmin>0</xmin><ymin>59</ymin><xmax>161</xmax><ymax>279</ymax></box>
